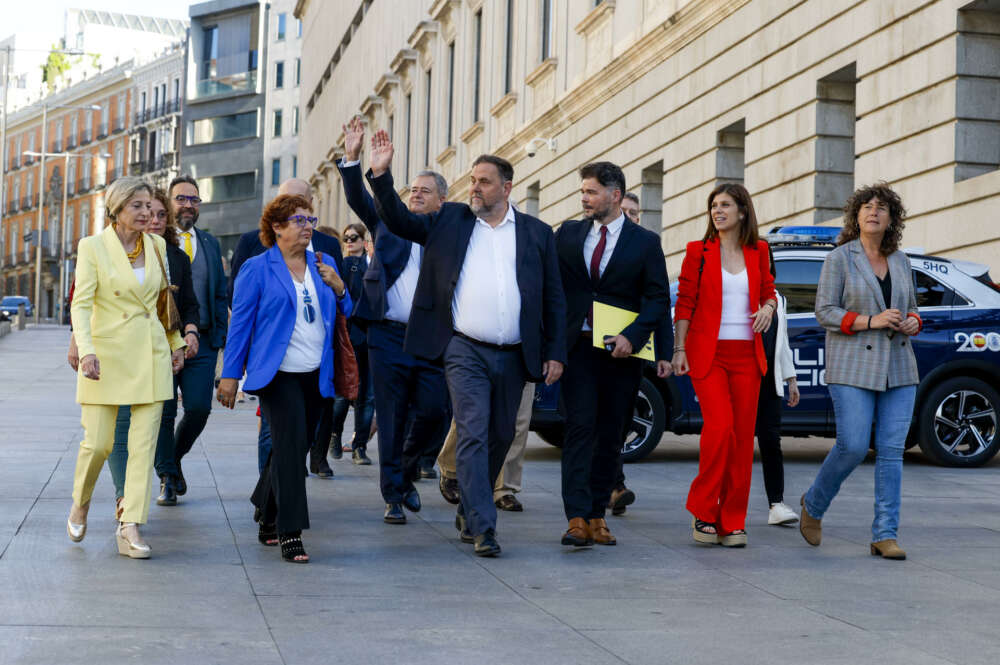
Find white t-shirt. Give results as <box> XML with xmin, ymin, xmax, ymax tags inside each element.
<box><xmin>719</xmin><ymin>268</ymin><xmax>753</xmax><ymax>340</ymax></box>
<box><xmin>279</xmin><ymin>267</ymin><xmax>326</xmax><ymax>372</ymax></box>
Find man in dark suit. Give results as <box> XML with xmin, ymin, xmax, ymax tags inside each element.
<box><xmin>554</xmin><ymin>162</ymin><xmax>672</xmax><ymax>547</ymax></box>
<box><xmin>167</xmin><ymin>175</ymin><xmax>230</xmax><ymax>500</ymax></box>
<box><xmin>336</xmin><ymin>116</ymin><xmax>450</xmax><ymax>525</ymax></box>
<box><xmin>228</xmin><ymin>178</ymin><xmax>345</xmax><ymax>477</ymax></box>
<box><xmin>366</xmin><ymin>130</ymin><xmax>566</xmax><ymax>556</ymax></box>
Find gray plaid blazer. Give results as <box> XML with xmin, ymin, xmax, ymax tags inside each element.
<box><xmin>815</xmin><ymin>239</ymin><xmax>919</xmax><ymax>391</ymax></box>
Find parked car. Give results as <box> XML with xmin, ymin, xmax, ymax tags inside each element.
<box><xmin>531</xmin><ymin>226</ymin><xmax>1000</xmax><ymax>468</ymax></box>
<box><xmin>0</xmin><ymin>296</ymin><xmax>33</xmax><ymax>319</ymax></box>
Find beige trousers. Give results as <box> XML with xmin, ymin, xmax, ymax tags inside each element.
<box><xmin>437</xmin><ymin>382</ymin><xmax>534</xmax><ymax>500</ymax></box>
<box><xmin>73</xmin><ymin>402</ymin><xmax>163</xmax><ymax>524</ymax></box>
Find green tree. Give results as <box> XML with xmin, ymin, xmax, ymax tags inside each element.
<box><xmin>40</xmin><ymin>46</ymin><xmax>71</xmax><ymax>93</ymax></box>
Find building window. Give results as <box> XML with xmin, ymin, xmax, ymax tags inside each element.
<box><xmin>504</xmin><ymin>0</ymin><xmax>514</xmax><ymax>94</ymax></box>
<box><xmin>189</xmin><ymin>111</ymin><xmax>258</xmax><ymax>145</ymax></box>
<box><xmin>424</xmin><ymin>69</ymin><xmax>432</xmax><ymax>167</ymax></box>
<box><xmin>277</xmin><ymin>13</ymin><xmax>287</xmax><ymax>40</ymax></box>
<box><xmin>405</xmin><ymin>93</ymin><xmax>412</xmax><ymax>181</ymax></box>
<box><xmin>956</xmin><ymin>3</ymin><xmax>1000</xmax><ymax>181</ymax></box>
<box><xmin>541</xmin><ymin>0</ymin><xmax>553</xmax><ymax>61</ymax></box>
<box><xmin>292</xmin><ymin>155</ymin><xmax>297</xmax><ymax>177</ymax></box>
<box><xmin>65</xmin><ymin>208</ymin><xmax>74</xmax><ymax>249</ymax></box>
<box><xmin>639</xmin><ymin>161</ymin><xmax>664</xmax><ymax>235</ymax></box>
<box><xmin>154</xmin><ymin>86</ymin><xmax>160</xmax><ymax>114</ymax></box>
<box><xmin>473</xmin><ymin>9</ymin><xmax>482</xmax><ymax>123</ymax></box>
<box><xmin>141</xmin><ymin>91</ymin><xmax>147</xmax><ymax>113</ymax></box>
<box><xmin>173</xmin><ymin>78</ymin><xmax>180</xmax><ymax>104</ymax></box>
<box><xmin>815</xmin><ymin>64</ymin><xmax>856</xmax><ymax>222</ymax></box>
<box><xmin>447</xmin><ymin>42</ymin><xmax>455</xmax><ymax>146</ymax></box>
<box><xmin>202</xmin><ymin>25</ymin><xmax>219</xmax><ymax>79</ymax></box>
<box><xmin>293</xmin><ymin>107</ymin><xmax>299</xmax><ymax>135</ymax></box>
<box><xmin>271</xmin><ymin>158</ymin><xmax>281</xmax><ymax>186</ymax></box>
<box><xmin>26</xmin><ymin>173</ymin><xmax>33</xmax><ymax>199</ymax></box>
<box><xmin>275</xmin><ymin>61</ymin><xmax>284</xmax><ymax>88</ymax></box>
<box><xmin>273</xmin><ymin>109</ymin><xmax>283</xmax><ymax>137</ymax></box>
<box><xmin>80</xmin><ymin>204</ymin><xmax>89</xmax><ymax>239</ymax></box>
<box><xmin>295</xmin><ymin>58</ymin><xmax>301</xmax><ymax>86</ymax></box>
<box><xmin>716</xmin><ymin>119</ymin><xmax>745</xmax><ymax>188</ymax></box>
<box><xmin>196</xmin><ymin>172</ymin><xmax>256</xmax><ymax>202</ymax></box>
<box><xmin>118</xmin><ymin>94</ymin><xmax>126</xmax><ymax>124</ymax></box>
<box><xmin>296</xmin><ymin>18</ymin><xmax>302</xmax><ymax>38</ymax></box>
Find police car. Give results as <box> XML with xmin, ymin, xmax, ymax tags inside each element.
<box><xmin>530</xmin><ymin>226</ymin><xmax>1000</xmax><ymax>468</ymax></box>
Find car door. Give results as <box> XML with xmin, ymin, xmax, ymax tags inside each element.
<box><xmin>772</xmin><ymin>255</ymin><xmax>834</xmax><ymax>431</ymax></box>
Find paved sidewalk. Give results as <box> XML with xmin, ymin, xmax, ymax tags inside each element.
<box><xmin>2</xmin><ymin>326</ymin><xmax>1000</xmax><ymax>665</ymax></box>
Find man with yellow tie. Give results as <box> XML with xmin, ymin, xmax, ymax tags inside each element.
<box><xmin>154</xmin><ymin>175</ymin><xmax>229</xmax><ymax>505</ymax></box>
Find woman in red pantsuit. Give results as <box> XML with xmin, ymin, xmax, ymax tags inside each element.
<box><xmin>672</xmin><ymin>183</ymin><xmax>776</xmax><ymax>547</ymax></box>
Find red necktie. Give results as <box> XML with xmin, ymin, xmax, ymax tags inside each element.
<box><xmin>587</xmin><ymin>225</ymin><xmax>608</xmax><ymax>328</ymax></box>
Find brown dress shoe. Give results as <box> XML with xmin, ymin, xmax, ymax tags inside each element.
<box><xmin>799</xmin><ymin>494</ymin><xmax>821</xmax><ymax>546</ymax></box>
<box><xmin>870</xmin><ymin>539</ymin><xmax>906</xmax><ymax>560</ymax></box>
<box><xmin>561</xmin><ymin>517</ymin><xmax>593</xmax><ymax>547</ymax></box>
<box><xmin>588</xmin><ymin>518</ymin><xmax>616</xmax><ymax>546</ymax></box>
<box><xmin>608</xmin><ymin>486</ymin><xmax>635</xmax><ymax>516</ymax></box>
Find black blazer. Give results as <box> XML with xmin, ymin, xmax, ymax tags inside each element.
<box><xmin>338</xmin><ymin>160</ymin><xmax>413</xmax><ymax>322</ymax></box>
<box><xmin>366</xmin><ymin>168</ymin><xmax>567</xmax><ymax>381</ymax></box>
<box><xmin>229</xmin><ymin>227</ymin><xmax>344</xmax><ymax>307</ymax></box>
<box><xmin>165</xmin><ymin>242</ymin><xmax>199</xmax><ymax>331</ymax></box>
<box><xmin>555</xmin><ymin>218</ymin><xmax>671</xmax><ymax>362</ymax></box>
<box><xmin>342</xmin><ymin>254</ymin><xmax>369</xmax><ymax>348</ymax></box>
<box><xmin>191</xmin><ymin>227</ymin><xmax>229</xmax><ymax>349</ymax></box>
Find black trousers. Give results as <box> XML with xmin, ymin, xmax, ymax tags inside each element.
<box><xmin>561</xmin><ymin>336</ymin><xmax>643</xmax><ymax>520</ymax></box>
<box><xmin>755</xmin><ymin>374</ymin><xmax>784</xmax><ymax>505</ymax></box>
<box><xmin>252</xmin><ymin>370</ymin><xmax>323</xmax><ymax>534</ymax></box>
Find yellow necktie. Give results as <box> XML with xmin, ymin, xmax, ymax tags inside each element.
<box><xmin>182</xmin><ymin>232</ymin><xmax>194</xmax><ymax>263</ymax></box>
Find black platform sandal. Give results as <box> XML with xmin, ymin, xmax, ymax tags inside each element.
<box><xmin>279</xmin><ymin>532</ymin><xmax>309</xmax><ymax>563</ymax></box>
<box><xmin>258</xmin><ymin>522</ymin><xmax>278</xmax><ymax>546</ymax></box>
<box><xmin>692</xmin><ymin>518</ymin><xmax>720</xmax><ymax>544</ymax></box>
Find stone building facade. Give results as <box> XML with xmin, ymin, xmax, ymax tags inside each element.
<box><xmin>294</xmin><ymin>0</ymin><xmax>1000</xmax><ymax>275</ymax></box>
<box><xmin>128</xmin><ymin>44</ymin><xmax>186</xmax><ymax>192</ymax></box>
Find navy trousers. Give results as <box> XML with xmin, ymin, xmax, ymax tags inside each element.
<box><xmin>444</xmin><ymin>335</ymin><xmax>527</xmax><ymax>537</ymax></box>
<box><xmin>367</xmin><ymin>322</ymin><xmax>448</xmax><ymax>503</ymax></box>
<box><xmin>173</xmin><ymin>341</ymin><xmax>218</xmax><ymax>465</ymax></box>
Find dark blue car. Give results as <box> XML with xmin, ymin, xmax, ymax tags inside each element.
<box><xmin>531</xmin><ymin>227</ymin><xmax>1000</xmax><ymax>467</ymax></box>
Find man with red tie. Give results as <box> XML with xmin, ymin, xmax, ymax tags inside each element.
<box><xmin>554</xmin><ymin>162</ymin><xmax>672</xmax><ymax>547</ymax></box>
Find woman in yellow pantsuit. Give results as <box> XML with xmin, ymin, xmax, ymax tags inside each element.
<box><xmin>68</xmin><ymin>176</ymin><xmax>186</xmax><ymax>558</ymax></box>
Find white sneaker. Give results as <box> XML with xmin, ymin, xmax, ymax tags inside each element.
<box><xmin>768</xmin><ymin>502</ymin><xmax>799</xmax><ymax>526</ymax></box>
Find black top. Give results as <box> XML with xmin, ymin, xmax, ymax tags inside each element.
<box><xmin>876</xmin><ymin>270</ymin><xmax>892</xmax><ymax>312</ymax></box>
<box><xmin>165</xmin><ymin>243</ymin><xmax>199</xmax><ymax>331</ymax></box>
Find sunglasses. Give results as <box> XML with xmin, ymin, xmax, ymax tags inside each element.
<box><xmin>174</xmin><ymin>194</ymin><xmax>202</xmax><ymax>206</ymax></box>
<box><xmin>287</xmin><ymin>215</ymin><xmax>318</xmax><ymax>228</ymax></box>
<box><xmin>343</xmin><ymin>234</ymin><xmax>362</xmax><ymax>242</ymax></box>
<box><xmin>302</xmin><ymin>285</ymin><xmax>316</xmax><ymax>323</ymax></box>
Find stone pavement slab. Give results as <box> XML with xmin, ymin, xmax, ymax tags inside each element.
<box><xmin>2</xmin><ymin>326</ymin><xmax>1000</xmax><ymax>665</ymax></box>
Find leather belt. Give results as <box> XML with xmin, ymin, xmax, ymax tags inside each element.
<box><xmin>379</xmin><ymin>319</ymin><xmax>407</xmax><ymax>330</ymax></box>
<box><xmin>453</xmin><ymin>331</ymin><xmax>521</xmax><ymax>352</ymax></box>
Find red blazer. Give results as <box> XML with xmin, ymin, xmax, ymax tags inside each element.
<box><xmin>674</xmin><ymin>238</ymin><xmax>776</xmax><ymax>380</ymax></box>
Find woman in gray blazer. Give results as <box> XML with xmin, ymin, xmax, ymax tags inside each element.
<box><xmin>799</xmin><ymin>183</ymin><xmax>921</xmax><ymax>560</ymax></box>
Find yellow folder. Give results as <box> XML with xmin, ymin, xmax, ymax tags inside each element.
<box><xmin>592</xmin><ymin>302</ymin><xmax>655</xmax><ymax>361</ymax></box>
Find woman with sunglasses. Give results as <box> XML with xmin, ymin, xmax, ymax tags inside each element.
<box><xmin>217</xmin><ymin>195</ymin><xmax>351</xmax><ymax>563</ymax></box>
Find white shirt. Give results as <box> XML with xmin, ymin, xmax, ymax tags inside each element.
<box><xmin>179</xmin><ymin>228</ymin><xmax>198</xmax><ymax>261</ymax></box>
<box><xmin>132</xmin><ymin>266</ymin><xmax>145</xmax><ymax>285</ymax></box>
<box><xmin>385</xmin><ymin>241</ymin><xmax>421</xmax><ymax>324</ymax></box>
<box><xmin>279</xmin><ymin>267</ymin><xmax>326</xmax><ymax>372</ymax></box>
<box><xmin>582</xmin><ymin>212</ymin><xmax>626</xmax><ymax>331</ymax></box>
<box><xmin>452</xmin><ymin>202</ymin><xmax>521</xmax><ymax>345</ymax></box>
<box><xmin>719</xmin><ymin>268</ymin><xmax>753</xmax><ymax>340</ymax></box>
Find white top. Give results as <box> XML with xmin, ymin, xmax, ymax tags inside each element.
<box><xmin>385</xmin><ymin>242</ymin><xmax>421</xmax><ymax>324</ymax></box>
<box><xmin>719</xmin><ymin>268</ymin><xmax>753</xmax><ymax>340</ymax></box>
<box><xmin>178</xmin><ymin>229</ymin><xmax>198</xmax><ymax>261</ymax></box>
<box><xmin>132</xmin><ymin>266</ymin><xmax>145</xmax><ymax>285</ymax></box>
<box><xmin>581</xmin><ymin>212</ymin><xmax>626</xmax><ymax>331</ymax></box>
<box><xmin>770</xmin><ymin>292</ymin><xmax>796</xmax><ymax>396</ymax></box>
<box><xmin>452</xmin><ymin>202</ymin><xmax>521</xmax><ymax>345</ymax></box>
<box><xmin>279</xmin><ymin>267</ymin><xmax>326</xmax><ymax>372</ymax></box>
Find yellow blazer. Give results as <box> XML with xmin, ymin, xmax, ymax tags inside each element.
<box><xmin>71</xmin><ymin>226</ymin><xmax>185</xmax><ymax>405</ymax></box>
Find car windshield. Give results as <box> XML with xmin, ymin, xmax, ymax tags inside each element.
<box><xmin>1</xmin><ymin>297</ymin><xmax>24</xmax><ymax>306</ymax></box>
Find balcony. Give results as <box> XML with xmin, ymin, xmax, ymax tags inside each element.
<box><xmin>193</xmin><ymin>70</ymin><xmax>257</xmax><ymax>100</ymax></box>
<box><xmin>9</xmin><ymin>157</ymin><xmax>19</xmax><ymax>170</ymax></box>
<box><xmin>67</xmin><ymin>179</ymin><xmax>76</xmax><ymax>196</ymax></box>
<box><xmin>81</xmin><ymin>129</ymin><xmax>92</xmax><ymax>145</ymax></box>
<box><xmin>24</xmin><ymin>155</ymin><xmax>34</xmax><ymax>166</ymax></box>
<box><xmin>7</xmin><ymin>199</ymin><xmax>17</xmax><ymax>214</ymax></box>
<box><xmin>66</xmin><ymin>135</ymin><xmax>77</xmax><ymax>150</ymax></box>
<box><xmin>97</xmin><ymin>123</ymin><xmax>108</xmax><ymax>140</ymax></box>
<box><xmin>113</xmin><ymin>118</ymin><xmax>125</xmax><ymax>133</ymax></box>
<box><xmin>108</xmin><ymin>167</ymin><xmax>122</xmax><ymax>183</ymax></box>
<box><xmin>158</xmin><ymin>151</ymin><xmax>178</xmax><ymax>171</ymax></box>
<box><xmin>21</xmin><ymin>194</ymin><xmax>37</xmax><ymax>210</ymax></box>
<box><xmin>51</xmin><ymin>140</ymin><xmax>62</xmax><ymax>153</ymax></box>
<box><xmin>77</xmin><ymin>177</ymin><xmax>90</xmax><ymax>193</ymax></box>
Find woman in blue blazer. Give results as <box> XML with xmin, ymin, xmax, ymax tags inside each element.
<box><xmin>217</xmin><ymin>195</ymin><xmax>351</xmax><ymax>563</ymax></box>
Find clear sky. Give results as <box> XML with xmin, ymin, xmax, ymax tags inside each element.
<box><xmin>3</xmin><ymin>1</ymin><xmax>193</xmax><ymax>41</ymax></box>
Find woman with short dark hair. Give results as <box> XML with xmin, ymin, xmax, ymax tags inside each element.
<box><xmin>799</xmin><ymin>183</ymin><xmax>920</xmax><ymax>560</ymax></box>
<box><xmin>218</xmin><ymin>194</ymin><xmax>352</xmax><ymax>563</ymax></box>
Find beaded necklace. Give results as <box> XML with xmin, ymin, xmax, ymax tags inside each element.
<box><xmin>115</xmin><ymin>223</ymin><xmax>144</xmax><ymax>264</ymax></box>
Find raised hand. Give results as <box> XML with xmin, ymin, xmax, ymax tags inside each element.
<box><xmin>369</xmin><ymin>129</ymin><xmax>394</xmax><ymax>177</ymax></box>
<box><xmin>343</xmin><ymin>116</ymin><xmax>365</xmax><ymax>162</ymax></box>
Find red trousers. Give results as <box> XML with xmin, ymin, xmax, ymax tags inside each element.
<box><xmin>686</xmin><ymin>340</ymin><xmax>762</xmax><ymax>535</ymax></box>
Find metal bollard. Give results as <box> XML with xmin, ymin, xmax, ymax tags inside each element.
<box><xmin>16</xmin><ymin>304</ymin><xmax>26</xmax><ymax>330</ymax></box>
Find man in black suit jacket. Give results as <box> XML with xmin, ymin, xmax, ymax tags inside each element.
<box><xmin>366</xmin><ymin>130</ymin><xmax>567</xmax><ymax>557</ymax></box>
<box><xmin>554</xmin><ymin>162</ymin><xmax>672</xmax><ymax>548</ymax></box>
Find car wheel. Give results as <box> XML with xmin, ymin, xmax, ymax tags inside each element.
<box><xmin>534</xmin><ymin>424</ymin><xmax>564</xmax><ymax>448</ymax></box>
<box><xmin>917</xmin><ymin>376</ymin><xmax>1000</xmax><ymax>467</ymax></box>
<box><xmin>620</xmin><ymin>377</ymin><xmax>667</xmax><ymax>463</ymax></box>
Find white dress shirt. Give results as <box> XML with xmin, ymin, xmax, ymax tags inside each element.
<box><xmin>385</xmin><ymin>242</ymin><xmax>421</xmax><ymax>324</ymax></box>
<box><xmin>581</xmin><ymin>212</ymin><xmax>626</xmax><ymax>331</ymax></box>
<box><xmin>452</xmin><ymin>202</ymin><xmax>521</xmax><ymax>345</ymax></box>
<box><xmin>179</xmin><ymin>227</ymin><xmax>198</xmax><ymax>260</ymax></box>
<box><xmin>279</xmin><ymin>268</ymin><xmax>326</xmax><ymax>372</ymax></box>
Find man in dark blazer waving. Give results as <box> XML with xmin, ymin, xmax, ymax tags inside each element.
<box><xmin>554</xmin><ymin>162</ymin><xmax>672</xmax><ymax>548</ymax></box>
<box><xmin>366</xmin><ymin>130</ymin><xmax>567</xmax><ymax>557</ymax></box>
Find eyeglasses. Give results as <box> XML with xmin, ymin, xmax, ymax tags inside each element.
<box><xmin>174</xmin><ymin>194</ymin><xmax>202</xmax><ymax>206</ymax></box>
<box><xmin>343</xmin><ymin>234</ymin><xmax>361</xmax><ymax>243</ymax></box>
<box><xmin>287</xmin><ymin>215</ymin><xmax>318</xmax><ymax>228</ymax></box>
<box><xmin>302</xmin><ymin>286</ymin><xmax>316</xmax><ymax>323</ymax></box>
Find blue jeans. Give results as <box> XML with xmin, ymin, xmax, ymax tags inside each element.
<box><xmin>804</xmin><ymin>383</ymin><xmax>916</xmax><ymax>542</ymax></box>
<box><xmin>109</xmin><ymin>391</ymin><xmax>178</xmax><ymax>499</ymax></box>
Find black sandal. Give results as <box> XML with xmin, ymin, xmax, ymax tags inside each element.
<box><xmin>258</xmin><ymin>522</ymin><xmax>278</xmax><ymax>546</ymax></box>
<box><xmin>279</xmin><ymin>532</ymin><xmax>309</xmax><ymax>563</ymax></box>
<box><xmin>692</xmin><ymin>518</ymin><xmax>720</xmax><ymax>544</ymax></box>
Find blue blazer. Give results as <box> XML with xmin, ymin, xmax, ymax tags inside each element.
<box><xmin>337</xmin><ymin>160</ymin><xmax>412</xmax><ymax>322</ymax></box>
<box><xmin>222</xmin><ymin>246</ymin><xmax>352</xmax><ymax>397</ymax></box>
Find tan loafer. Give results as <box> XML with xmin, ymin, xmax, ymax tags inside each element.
<box><xmin>799</xmin><ymin>494</ymin><xmax>821</xmax><ymax>546</ymax></box>
<box><xmin>561</xmin><ymin>517</ymin><xmax>593</xmax><ymax>547</ymax></box>
<box><xmin>870</xmin><ymin>539</ymin><xmax>906</xmax><ymax>560</ymax></box>
<box><xmin>588</xmin><ymin>518</ymin><xmax>616</xmax><ymax>546</ymax></box>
